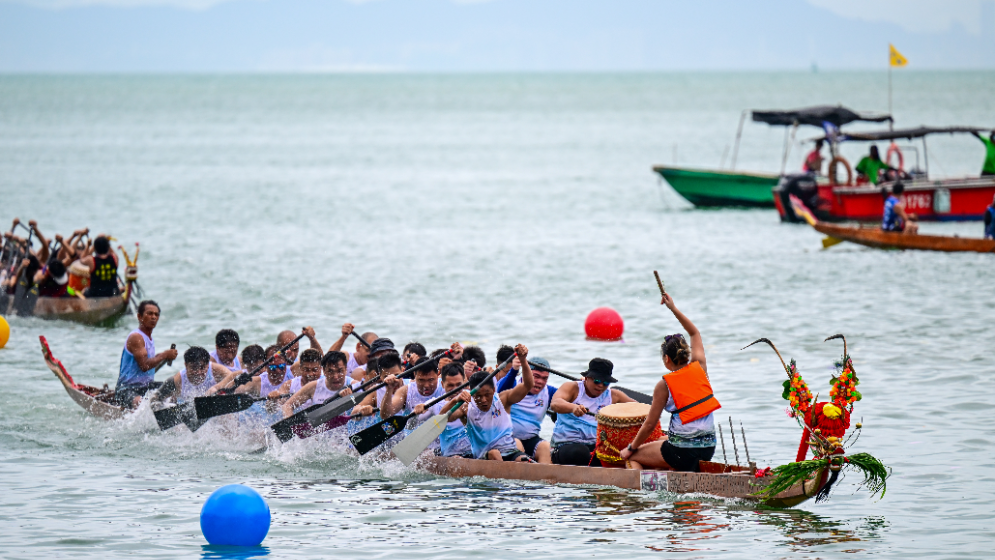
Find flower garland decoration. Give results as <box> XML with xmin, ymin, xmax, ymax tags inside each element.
<box><xmin>743</xmin><ymin>334</ymin><xmax>890</xmax><ymax>503</ymax></box>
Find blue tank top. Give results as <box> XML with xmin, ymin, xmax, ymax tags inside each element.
<box><xmin>466</xmin><ymin>392</ymin><xmax>517</xmax><ymax>458</ymax></box>
<box><xmin>882</xmin><ymin>195</ymin><xmax>901</xmax><ymax>231</ymax></box>
<box><xmin>431</xmin><ymin>399</ymin><xmax>473</xmax><ymax>457</ymax></box>
<box><xmin>509</xmin><ymin>386</ymin><xmax>555</xmax><ymax>440</ymax></box>
<box><xmin>117</xmin><ymin>330</ymin><xmax>155</xmax><ymax>388</ymax></box>
<box><xmin>985</xmin><ymin>207</ymin><xmax>995</xmax><ymax>239</ymax></box>
<box><xmin>551</xmin><ymin>381</ymin><xmax>612</xmax><ymax>446</ymax></box>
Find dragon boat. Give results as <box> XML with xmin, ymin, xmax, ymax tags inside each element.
<box><xmin>41</xmin><ymin>335</ymin><xmax>126</xmax><ymax>420</ymax></box>
<box><xmin>2</xmin><ymin>244</ymin><xmax>142</xmax><ymax>324</ymax></box>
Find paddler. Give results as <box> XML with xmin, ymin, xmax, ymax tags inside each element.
<box><xmin>221</xmin><ymin>344</ymin><xmax>292</xmax><ymax>399</ymax></box>
<box><xmin>270</xmin><ymin>348</ymin><xmax>324</xmax><ymax>402</ymax></box>
<box><xmin>153</xmin><ymin>347</ymin><xmax>233</xmax><ymax>406</ymax></box>
<box><xmin>401</xmin><ymin>342</ymin><xmax>427</xmax><ymax>370</ymax></box>
<box><xmin>441</xmin><ymin>344</ymin><xmax>534</xmax><ymax>462</ymax></box>
<box><xmin>619</xmin><ymin>293</ymin><xmax>719</xmax><ymax>472</ymax></box>
<box><xmin>114</xmin><ymin>300</ymin><xmax>179</xmax><ymax>408</ymax></box>
<box><xmin>379</xmin><ymin>353</ymin><xmax>445</xmax><ymax>427</ymax></box>
<box><xmin>347</xmin><ymin>351</ymin><xmax>404</xmax><ymax>443</ymax></box>
<box><xmin>327</xmin><ymin>323</ymin><xmax>378</xmax><ymax>380</ymax></box>
<box><xmin>280</xmin><ymin>350</ymin><xmax>350</xmax><ymax>417</ymax></box>
<box><xmin>970</xmin><ymin>130</ymin><xmax>995</xmax><ymax>177</ymax></box>
<box><xmin>34</xmin><ymin>258</ymin><xmax>75</xmax><ymax>298</ymax></box>
<box><xmin>210</xmin><ymin>329</ymin><xmax>241</xmax><ymax>372</ymax></box>
<box><xmin>277</xmin><ymin>327</ymin><xmax>321</xmax><ymax>377</ymax></box>
<box><xmin>422</xmin><ymin>362</ymin><xmax>473</xmax><ymax>458</ymax></box>
<box><xmin>210</xmin><ymin>344</ymin><xmax>264</xmax><ymax>390</ymax></box>
<box><xmin>77</xmin><ymin>236</ymin><xmax>119</xmax><ymax>298</ymax></box>
<box><xmin>882</xmin><ymin>182</ymin><xmax>918</xmax><ymax>234</ymax></box>
<box><xmin>549</xmin><ymin>358</ymin><xmax>636</xmax><ymax>466</ymax></box>
<box><xmin>497</xmin><ymin>356</ymin><xmax>558</xmax><ymax>464</ymax></box>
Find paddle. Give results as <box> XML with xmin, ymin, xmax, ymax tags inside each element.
<box><xmin>306</xmin><ymin>350</ymin><xmax>453</xmax><ymax>427</ymax></box>
<box><xmin>270</xmin><ymin>373</ymin><xmax>383</xmax><ymax>442</ymax></box>
<box><xmin>154</xmin><ymin>343</ymin><xmax>176</xmax><ymax>373</ymax></box>
<box><xmin>526</xmin><ymin>360</ymin><xmax>653</xmax><ymax>405</ymax></box>
<box><xmin>350</xmin><ymin>380</ymin><xmax>472</xmax><ymax>455</ymax></box>
<box><xmin>391</xmin><ymin>354</ymin><xmax>513</xmax><ymax>466</ymax></box>
<box><xmin>152</xmin><ymin>402</ymin><xmax>204</xmax><ymax>432</ymax></box>
<box><xmin>351</xmin><ymin>331</ymin><xmax>373</xmax><ymax>349</ymax></box>
<box><xmin>193</xmin><ymin>392</ymin><xmax>291</xmax><ymax>421</ymax></box>
<box><xmin>228</xmin><ymin>331</ymin><xmax>308</xmax><ymax>389</ymax></box>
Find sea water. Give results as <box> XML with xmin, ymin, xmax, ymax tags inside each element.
<box><xmin>1</xmin><ymin>72</ymin><xmax>993</xmax><ymax>559</ymax></box>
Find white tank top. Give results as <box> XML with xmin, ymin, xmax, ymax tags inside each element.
<box><xmin>259</xmin><ymin>374</ymin><xmax>284</xmax><ymax>398</ymax></box>
<box><xmin>466</xmin><ymin>391</ymin><xmax>517</xmax><ymax>458</ymax></box>
<box><xmin>404</xmin><ymin>379</ymin><xmax>445</xmax><ymax>413</ymax></box>
<box><xmin>346</xmin><ymin>354</ymin><xmax>362</xmax><ymax>376</ymax></box>
<box><xmin>179</xmin><ymin>364</ymin><xmax>216</xmax><ymax>402</ymax></box>
<box><xmin>209</xmin><ymin>350</ymin><xmax>242</xmax><ymax>372</ymax></box>
<box><xmin>312</xmin><ymin>376</ymin><xmax>339</xmax><ymax>405</ymax></box>
<box><xmin>551</xmin><ymin>380</ymin><xmax>612</xmax><ymax>445</ymax></box>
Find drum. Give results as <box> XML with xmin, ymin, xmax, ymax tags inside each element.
<box><xmin>595</xmin><ymin>402</ymin><xmax>664</xmax><ymax>467</ymax></box>
<box><xmin>68</xmin><ymin>261</ymin><xmax>90</xmax><ymax>293</ymax></box>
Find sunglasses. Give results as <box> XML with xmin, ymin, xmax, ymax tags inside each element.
<box><xmin>588</xmin><ymin>378</ymin><xmax>610</xmax><ymax>387</ymax></box>
<box><xmin>267</xmin><ymin>364</ymin><xmax>284</xmax><ymax>370</ymax></box>
<box><xmin>665</xmin><ymin>333</ymin><xmax>685</xmax><ymax>343</ymax></box>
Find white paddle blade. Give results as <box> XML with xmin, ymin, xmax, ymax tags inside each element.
<box><xmin>392</xmin><ymin>413</ymin><xmax>449</xmax><ymax>466</ymax></box>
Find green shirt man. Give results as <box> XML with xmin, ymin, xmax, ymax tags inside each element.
<box><xmin>856</xmin><ymin>146</ymin><xmax>889</xmax><ymax>185</ymax></box>
<box><xmin>974</xmin><ymin>132</ymin><xmax>995</xmax><ymax>176</ymax></box>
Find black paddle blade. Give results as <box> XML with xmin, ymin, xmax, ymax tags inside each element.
<box><xmin>194</xmin><ymin>394</ymin><xmax>260</xmax><ymax>420</ymax></box>
<box><xmin>349</xmin><ymin>415</ymin><xmax>410</xmax><ymax>455</ymax></box>
<box><xmin>153</xmin><ymin>402</ymin><xmax>202</xmax><ymax>431</ymax></box>
<box><xmin>270</xmin><ymin>403</ymin><xmax>322</xmax><ymax>443</ymax></box>
<box><xmin>617</xmin><ymin>386</ymin><xmax>653</xmax><ymax>404</ymax></box>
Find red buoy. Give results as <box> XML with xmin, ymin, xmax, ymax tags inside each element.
<box><xmin>585</xmin><ymin>307</ymin><xmax>624</xmax><ymax>341</ymax></box>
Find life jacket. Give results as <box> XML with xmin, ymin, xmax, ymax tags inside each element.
<box><xmin>662</xmin><ymin>361</ymin><xmax>720</xmax><ymax>424</ymax></box>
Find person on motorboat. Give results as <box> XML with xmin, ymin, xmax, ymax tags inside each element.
<box><xmin>970</xmin><ymin>130</ymin><xmax>995</xmax><ymax>177</ymax></box>
<box><xmin>78</xmin><ymin>236</ymin><xmax>119</xmax><ymax>298</ymax></box>
<box><xmin>441</xmin><ymin>344</ymin><xmax>535</xmax><ymax>462</ymax></box>
<box><xmin>210</xmin><ymin>329</ymin><xmax>241</xmax><ymax>372</ymax></box>
<box><xmin>882</xmin><ymin>182</ymin><xmax>919</xmax><ymax>234</ymax></box>
<box><xmin>549</xmin><ymin>357</ymin><xmax>637</xmax><ymax>466</ymax></box>
<box><xmin>984</xmin><ymin>195</ymin><xmax>995</xmax><ymax>240</ymax></box>
<box><xmin>114</xmin><ymin>300</ymin><xmax>179</xmax><ymax>409</ymax></box>
<box><xmin>620</xmin><ymin>293</ymin><xmax>719</xmax><ymax>473</ymax></box>
<box><xmin>803</xmin><ymin>140</ymin><xmax>824</xmax><ymax>175</ymax></box>
<box><xmin>856</xmin><ymin>145</ymin><xmax>892</xmax><ymax>185</ymax></box>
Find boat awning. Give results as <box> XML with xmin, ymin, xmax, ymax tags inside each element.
<box><xmin>836</xmin><ymin>126</ymin><xmax>994</xmax><ymax>142</ymax></box>
<box><xmin>751</xmin><ymin>106</ymin><xmax>893</xmax><ymax>128</ymax></box>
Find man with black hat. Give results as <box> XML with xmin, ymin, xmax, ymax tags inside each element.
<box><xmin>549</xmin><ymin>358</ymin><xmax>636</xmax><ymax>466</ymax></box>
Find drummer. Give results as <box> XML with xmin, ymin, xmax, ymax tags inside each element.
<box><xmin>497</xmin><ymin>356</ymin><xmax>558</xmax><ymax>464</ymax></box>
<box><xmin>619</xmin><ymin>293</ymin><xmax>719</xmax><ymax>472</ymax></box>
<box><xmin>549</xmin><ymin>358</ymin><xmax>636</xmax><ymax>466</ymax></box>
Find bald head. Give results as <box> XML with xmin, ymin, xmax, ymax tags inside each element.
<box><xmin>354</xmin><ymin>332</ymin><xmax>378</xmax><ymax>365</ymax></box>
<box><xmin>277</xmin><ymin>330</ymin><xmax>300</xmax><ymax>364</ymax></box>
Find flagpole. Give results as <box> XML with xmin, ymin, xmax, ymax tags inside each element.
<box><xmin>888</xmin><ymin>62</ymin><xmax>893</xmax><ymax>131</ymax></box>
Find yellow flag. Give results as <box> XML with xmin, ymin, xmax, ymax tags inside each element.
<box><xmin>889</xmin><ymin>44</ymin><xmax>908</xmax><ymax>67</ymax></box>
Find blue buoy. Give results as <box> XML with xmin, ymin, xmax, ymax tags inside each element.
<box><xmin>200</xmin><ymin>484</ymin><xmax>271</xmax><ymax>546</ymax></box>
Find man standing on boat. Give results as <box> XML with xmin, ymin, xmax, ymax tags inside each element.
<box><xmin>115</xmin><ymin>300</ymin><xmax>178</xmax><ymax>409</ymax></box>
<box><xmin>882</xmin><ymin>182</ymin><xmax>918</xmax><ymax>235</ymax></box>
<box><xmin>984</xmin><ymin>195</ymin><xmax>995</xmax><ymax>240</ymax></box>
<box><xmin>803</xmin><ymin>140</ymin><xmax>824</xmax><ymax>175</ymax></box>
<box><xmin>970</xmin><ymin>131</ymin><xmax>995</xmax><ymax>177</ymax></box>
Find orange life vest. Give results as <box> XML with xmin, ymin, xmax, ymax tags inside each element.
<box><xmin>662</xmin><ymin>361</ymin><xmax>720</xmax><ymax>424</ymax></box>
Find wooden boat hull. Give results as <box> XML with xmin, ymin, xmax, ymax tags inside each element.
<box><xmin>419</xmin><ymin>456</ymin><xmax>825</xmax><ymax>507</ymax></box>
<box><xmin>40</xmin><ymin>335</ymin><xmax>126</xmax><ymax>420</ymax></box>
<box><xmin>2</xmin><ymin>286</ymin><xmax>130</xmax><ymax>325</ymax></box>
<box><xmin>814</xmin><ymin>223</ymin><xmax>995</xmax><ymax>253</ymax></box>
<box><xmin>654</xmin><ymin>166</ymin><xmax>779</xmax><ymax>208</ymax></box>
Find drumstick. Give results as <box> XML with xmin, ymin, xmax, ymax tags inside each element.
<box><xmin>653</xmin><ymin>271</ymin><xmax>667</xmax><ymax>297</ymax></box>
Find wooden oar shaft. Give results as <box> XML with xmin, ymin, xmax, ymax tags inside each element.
<box><xmin>654</xmin><ymin>270</ymin><xmax>667</xmax><ymax>296</ymax></box>
<box><xmin>233</xmin><ymin>331</ymin><xmax>307</xmax><ymax>388</ymax></box>
<box><xmin>351</xmin><ymin>331</ymin><xmax>372</xmax><ymax>349</ymax></box>
<box><xmin>528</xmin><ymin>361</ymin><xmax>578</xmax><ymax>382</ymax></box>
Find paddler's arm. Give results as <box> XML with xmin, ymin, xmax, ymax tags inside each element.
<box><xmin>610</xmin><ymin>388</ymin><xmax>637</xmax><ymax>404</ymax></box>
<box><xmin>282</xmin><ymin>380</ymin><xmax>317</xmax><ymax>418</ymax></box>
<box><xmin>351</xmin><ymin>391</ymin><xmax>380</xmax><ymax>417</ymax></box>
<box><xmin>550</xmin><ymin>383</ymin><xmax>586</xmax><ymax>416</ymax></box>
<box><xmin>442</xmin><ymin>392</ymin><xmax>470</xmax><ymax>423</ymax></box>
<box><xmin>152</xmin><ymin>373</ymin><xmax>182</xmax><ymax>404</ymax></box>
<box><xmin>379</xmin><ymin>376</ymin><xmax>406</xmax><ymax>419</ymax></box>
<box><xmin>233</xmin><ymin>377</ymin><xmax>259</xmax><ymax>395</ymax></box>
<box><xmin>328</xmin><ymin>323</ymin><xmax>354</xmax><ymax>353</ymax></box>
<box><xmin>500</xmin><ymin>344</ymin><xmax>533</xmax><ymax>410</ymax></box>
<box><xmin>127</xmin><ymin>332</ymin><xmax>178</xmax><ymax>372</ymax></box>
<box><xmin>662</xmin><ymin>293</ymin><xmax>706</xmax><ymax>374</ymax></box>
<box><xmin>619</xmin><ymin>379</ymin><xmax>669</xmax><ymax>461</ymax></box>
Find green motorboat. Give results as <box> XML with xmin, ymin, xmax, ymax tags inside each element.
<box><xmin>654</xmin><ymin>105</ymin><xmax>893</xmax><ymax>208</ymax></box>
<box><xmin>653</xmin><ymin>166</ymin><xmax>779</xmax><ymax>207</ymax></box>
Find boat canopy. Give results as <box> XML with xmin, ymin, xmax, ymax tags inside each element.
<box><xmin>836</xmin><ymin>126</ymin><xmax>994</xmax><ymax>142</ymax></box>
<box><xmin>751</xmin><ymin>105</ymin><xmax>893</xmax><ymax>128</ymax></box>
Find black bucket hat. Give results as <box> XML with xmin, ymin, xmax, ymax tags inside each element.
<box><xmin>581</xmin><ymin>358</ymin><xmax>617</xmax><ymax>384</ymax></box>
<box><xmin>369</xmin><ymin>337</ymin><xmax>395</xmax><ymax>357</ymax></box>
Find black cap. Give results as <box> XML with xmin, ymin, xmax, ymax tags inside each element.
<box><xmin>369</xmin><ymin>337</ymin><xmax>395</xmax><ymax>356</ymax></box>
<box><xmin>581</xmin><ymin>358</ymin><xmax>617</xmax><ymax>384</ymax></box>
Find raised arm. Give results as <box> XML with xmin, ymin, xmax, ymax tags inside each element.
<box><xmin>328</xmin><ymin>323</ymin><xmax>354</xmax><ymax>354</ymax></box>
<box><xmin>500</xmin><ymin>344</ymin><xmax>533</xmax><ymax>410</ymax></box>
<box><xmin>662</xmin><ymin>293</ymin><xmax>706</xmax><ymax>373</ymax></box>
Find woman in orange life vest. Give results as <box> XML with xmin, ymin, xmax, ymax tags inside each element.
<box><xmin>619</xmin><ymin>293</ymin><xmax>720</xmax><ymax>472</ymax></box>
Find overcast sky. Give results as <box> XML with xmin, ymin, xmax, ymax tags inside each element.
<box><xmin>1</xmin><ymin>0</ymin><xmax>993</xmax><ymax>72</ymax></box>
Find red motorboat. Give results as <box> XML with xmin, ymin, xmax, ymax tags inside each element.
<box><xmin>775</xmin><ymin>126</ymin><xmax>995</xmax><ymax>223</ymax></box>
